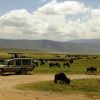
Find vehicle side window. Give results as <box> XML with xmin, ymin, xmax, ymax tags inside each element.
<box><xmin>16</xmin><ymin>60</ymin><xmax>21</xmax><ymax>65</ymax></box>
<box><xmin>22</xmin><ymin>60</ymin><xmax>31</xmax><ymax>65</ymax></box>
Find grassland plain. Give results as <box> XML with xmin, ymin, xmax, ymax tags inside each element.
<box><xmin>31</xmin><ymin>58</ymin><xmax>100</xmax><ymax>74</ymax></box>
<box><xmin>0</xmin><ymin>52</ymin><xmax>99</xmax><ymax>100</ymax></box>
<box><xmin>0</xmin><ymin>52</ymin><xmax>100</xmax><ymax>74</ymax></box>
<box><xmin>16</xmin><ymin>79</ymin><xmax>100</xmax><ymax>97</ymax></box>
<box><xmin>0</xmin><ymin>74</ymin><xmax>100</xmax><ymax>100</ymax></box>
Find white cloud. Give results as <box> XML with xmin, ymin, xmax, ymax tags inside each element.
<box><xmin>41</xmin><ymin>0</ymin><xmax>46</xmax><ymax>2</ymax></box>
<box><xmin>0</xmin><ymin>0</ymin><xmax>100</xmax><ymax>41</ymax></box>
<box><xmin>38</xmin><ymin>0</ymin><xmax>89</xmax><ymax>15</ymax></box>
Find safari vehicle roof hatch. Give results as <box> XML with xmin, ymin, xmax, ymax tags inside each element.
<box><xmin>8</xmin><ymin>52</ymin><xmax>24</xmax><ymax>58</ymax></box>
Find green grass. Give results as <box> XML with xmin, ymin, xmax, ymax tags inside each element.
<box><xmin>0</xmin><ymin>52</ymin><xmax>100</xmax><ymax>74</ymax></box>
<box><xmin>0</xmin><ymin>53</ymin><xmax>11</xmax><ymax>59</ymax></box>
<box><xmin>16</xmin><ymin>79</ymin><xmax>100</xmax><ymax>97</ymax></box>
<box><xmin>31</xmin><ymin>58</ymin><xmax>100</xmax><ymax>74</ymax></box>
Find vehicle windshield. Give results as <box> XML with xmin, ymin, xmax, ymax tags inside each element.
<box><xmin>1</xmin><ymin>60</ymin><xmax>10</xmax><ymax>65</ymax></box>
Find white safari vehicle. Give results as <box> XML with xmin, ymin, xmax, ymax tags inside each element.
<box><xmin>0</xmin><ymin>58</ymin><xmax>34</xmax><ymax>75</ymax></box>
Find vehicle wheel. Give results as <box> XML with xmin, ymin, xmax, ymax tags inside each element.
<box><xmin>20</xmin><ymin>69</ymin><xmax>27</xmax><ymax>75</ymax></box>
<box><xmin>0</xmin><ymin>70</ymin><xmax>3</xmax><ymax>76</ymax></box>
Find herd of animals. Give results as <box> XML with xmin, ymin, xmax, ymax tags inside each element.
<box><xmin>32</xmin><ymin>55</ymin><xmax>99</xmax><ymax>84</ymax></box>
<box><xmin>32</xmin><ymin>56</ymin><xmax>98</xmax><ymax>75</ymax></box>
<box><xmin>0</xmin><ymin>54</ymin><xmax>98</xmax><ymax>84</ymax></box>
<box><xmin>54</xmin><ymin>65</ymin><xmax>97</xmax><ymax>85</ymax></box>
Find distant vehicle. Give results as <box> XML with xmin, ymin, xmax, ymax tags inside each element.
<box><xmin>0</xmin><ymin>57</ymin><xmax>35</xmax><ymax>75</ymax></box>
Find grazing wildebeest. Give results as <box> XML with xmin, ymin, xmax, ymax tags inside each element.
<box><xmin>54</xmin><ymin>63</ymin><xmax>60</xmax><ymax>68</ymax></box>
<box><xmin>63</xmin><ymin>63</ymin><xmax>70</xmax><ymax>68</ymax></box>
<box><xmin>34</xmin><ymin>62</ymin><xmax>39</xmax><ymax>67</ymax></box>
<box><xmin>86</xmin><ymin>66</ymin><xmax>97</xmax><ymax>75</ymax></box>
<box><xmin>40</xmin><ymin>61</ymin><xmax>45</xmax><ymax>66</ymax></box>
<box><xmin>32</xmin><ymin>60</ymin><xmax>39</xmax><ymax>67</ymax></box>
<box><xmin>54</xmin><ymin>72</ymin><xmax>70</xmax><ymax>84</ymax></box>
<box><xmin>69</xmin><ymin>59</ymin><xmax>74</xmax><ymax>64</ymax></box>
<box><xmin>49</xmin><ymin>62</ymin><xmax>60</xmax><ymax>68</ymax></box>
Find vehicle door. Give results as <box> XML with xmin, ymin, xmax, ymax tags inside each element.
<box><xmin>7</xmin><ymin>60</ymin><xmax>16</xmax><ymax>72</ymax></box>
<box><xmin>15</xmin><ymin>59</ymin><xmax>22</xmax><ymax>72</ymax></box>
<box><xmin>22</xmin><ymin>59</ymin><xmax>32</xmax><ymax>70</ymax></box>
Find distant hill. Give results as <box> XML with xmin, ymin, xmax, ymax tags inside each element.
<box><xmin>0</xmin><ymin>39</ymin><xmax>100</xmax><ymax>53</ymax></box>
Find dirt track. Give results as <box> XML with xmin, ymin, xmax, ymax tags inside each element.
<box><xmin>0</xmin><ymin>74</ymin><xmax>100</xmax><ymax>100</ymax></box>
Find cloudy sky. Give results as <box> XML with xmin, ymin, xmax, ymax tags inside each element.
<box><xmin>0</xmin><ymin>0</ymin><xmax>100</xmax><ymax>41</ymax></box>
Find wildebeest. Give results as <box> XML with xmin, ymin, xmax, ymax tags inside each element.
<box><xmin>32</xmin><ymin>60</ymin><xmax>39</xmax><ymax>67</ymax></box>
<box><xmin>86</xmin><ymin>66</ymin><xmax>97</xmax><ymax>75</ymax></box>
<box><xmin>49</xmin><ymin>62</ymin><xmax>60</xmax><ymax>68</ymax></box>
<box><xmin>34</xmin><ymin>62</ymin><xmax>39</xmax><ymax>67</ymax></box>
<box><xmin>40</xmin><ymin>61</ymin><xmax>45</xmax><ymax>66</ymax></box>
<box><xmin>69</xmin><ymin>59</ymin><xmax>74</xmax><ymax>64</ymax></box>
<box><xmin>54</xmin><ymin>72</ymin><xmax>70</xmax><ymax>84</ymax></box>
<box><xmin>63</xmin><ymin>63</ymin><xmax>70</xmax><ymax>68</ymax></box>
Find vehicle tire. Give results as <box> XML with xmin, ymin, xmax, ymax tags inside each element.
<box><xmin>0</xmin><ymin>70</ymin><xmax>3</xmax><ymax>76</ymax></box>
<box><xmin>20</xmin><ymin>69</ymin><xmax>27</xmax><ymax>75</ymax></box>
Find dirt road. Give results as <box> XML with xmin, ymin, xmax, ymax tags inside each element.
<box><xmin>0</xmin><ymin>74</ymin><xmax>100</xmax><ymax>100</ymax></box>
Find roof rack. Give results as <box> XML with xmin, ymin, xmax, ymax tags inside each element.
<box><xmin>8</xmin><ymin>52</ymin><xmax>24</xmax><ymax>58</ymax></box>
